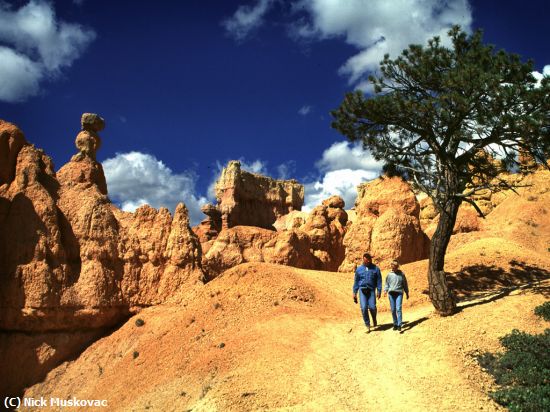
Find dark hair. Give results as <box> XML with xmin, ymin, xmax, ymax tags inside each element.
<box><xmin>363</xmin><ymin>253</ymin><xmax>372</xmax><ymax>259</ymax></box>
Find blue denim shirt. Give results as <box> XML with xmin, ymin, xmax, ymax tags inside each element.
<box><xmin>353</xmin><ymin>264</ymin><xmax>382</xmax><ymax>295</ymax></box>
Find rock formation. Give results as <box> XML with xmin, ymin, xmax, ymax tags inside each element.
<box><xmin>300</xmin><ymin>196</ymin><xmax>348</xmax><ymax>271</ymax></box>
<box><xmin>0</xmin><ymin>120</ymin><xmax>28</xmax><ymax>185</ymax></box>
<box><xmin>273</xmin><ymin>210</ymin><xmax>308</xmax><ymax>231</ymax></box>
<box><xmin>72</xmin><ymin>113</ymin><xmax>105</xmax><ymax>162</ymax></box>
<box><xmin>0</xmin><ymin>117</ymin><xmax>204</xmax><ymax>398</ymax></box>
<box><xmin>202</xmin><ymin>195</ymin><xmax>348</xmax><ymax>275</ymax></box>
<box><xmin>115</xmin><ymin>203</ymin><xmax>203</xmax><ymax>306</ymax></box>
<box><xmin>192</xmin><ymin>203</ymin><xmax>222</xmax><ymax>243</ymax></box>
<box><xmin>339</xmin><ymin>176</ymin><xmax>429</xmax><ymax>272</ymax></box>
<box><xmin>215</xmin><ymin>160</ymin><xmax>304</xmax><ymax>230</ymax></box>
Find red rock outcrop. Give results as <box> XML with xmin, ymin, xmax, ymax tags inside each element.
<box><xmin>0</xmin><ymin>117</ymin><xmax>204</xmax><ymax>398</ymax></box>
<box><xmin>202</xmin><ymin>195</ymin><xmax>348</xmax><ymax>275</ymax></box>
<box><xmin>0</xmin><ymin>120</ymin><xmax>28</xmax><ymax>185</ymax></box>
<box><xmin>115</xmin><ymin>203</ymin><xmax>204</xmax><ymax>306</ymax></box>
<box><xmin>339</xmin><ymin>176</ymin><xmax>429</xmax><ymax>272</ymax></box>
<box><xmin>215</xmin><ymin>160</ymin><xmax>304</xmax><ymax>230</ymax></box>
<box><xmin>0</xmin><ymin>116</ymin><xmax>204</xmax><ymax>333</ymax></box>
<box><xmin>192</xmin><ymin>203</ymin><xmax>222</xmax><ymax>243</ymax></box>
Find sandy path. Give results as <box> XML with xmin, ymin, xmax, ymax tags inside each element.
<box><xmin>285</xmin><ymin>307</ymin><xmax>495</xmax><ymax>411</ymax></box>
<box><xmin>266</xmin><ymin>282</ymin><xmax>549</xmax><ymax>412</ymax></box>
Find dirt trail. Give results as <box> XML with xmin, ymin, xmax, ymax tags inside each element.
<box><xmin>290</xmin><ymin>306</ymin><xmax>491</xmax><ymax>411</ymax></box>
<box><xmin>267</xmin><ymin>282</ymin><xmax>549</xmax><ymax>412</ymax></box>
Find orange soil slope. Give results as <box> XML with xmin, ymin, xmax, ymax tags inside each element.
<box><xmin>22</xmin><ymin>169</ymin><xmax>550</xmax><ymax>411</ymax></box>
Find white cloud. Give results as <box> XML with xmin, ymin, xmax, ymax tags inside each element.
<box><xmin>532</xmin><ymin>64</ymin><xmax>550</xmax><ymax>87</ymax></box>
<box><xmin>294</xmin><ymin>0</ymin><xmax>472</xmax><ymax>84</ymax></box>
<box><xmin>298</xmin><ymin>105</ymin><xmax>312</xmax><ymax>115</ymax></box>
<box><xmin>315</xmin><ymin>140</ymin><xmax>382</xmax><ymax>172</ymax></box>
<box><xmin>222</xmin><ymin>0</ymin><xmax>276</xmax><ymax>41</ymax></box>
<box><xmin>0</xmin><ymin>0</ymin><xmax>95</xmax><ymax>102</ymax></box>
<box><xmin>304</xmin><ymin>140</ymin><xmax>382</xmax><ymax>210</ymax></box>
<box><xmin>226</xmin><ymin>0</ymin><xmax>472</xmax><ymax>89</ymax></box>
<box><xmin>240</xmin><ymin>159</ymin><xmax>269</xmax><ymax>174</ymax></box>
<box><xmin>291</xmin><ymin>0</ymin><xmax>472</xmax><ymax>88</ymax></box>
<box><xmin>304</xmin><ymin>168</ymin><xmax>378</xmax><ymax>211</ymax></box>
<box><xmin>0</xmin><ymin>46</ymin><xmax>43</xmax><ymax>102</ymax></box>
<box><xmin>276</xmin><ymin>160</ymin><xmax>296</xmax><ymax>179</ymax></box>
<box><xmin>103</xmin><ymin>152</ymin><xmax>208</xmax><ymax>226</ymax></box>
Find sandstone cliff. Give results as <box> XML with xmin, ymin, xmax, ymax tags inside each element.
<box><xmin>0</xmin><ymin>117</ymin><xmax>204</xmax><ymax>398</ymax></box>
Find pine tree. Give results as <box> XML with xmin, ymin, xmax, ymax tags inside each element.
<box><xmin>332</xmin><ymin>26</ymin><xmax>550</xmax><ymax>315</ymax></box>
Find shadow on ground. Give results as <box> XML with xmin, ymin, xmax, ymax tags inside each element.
<box><xmin>449</xmin><ymin>260</ymin><xmax>550</xmax><ymax>299</ymax></box>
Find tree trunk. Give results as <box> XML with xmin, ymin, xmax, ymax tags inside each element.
<box><xmin>428</xmin><ymin>196</ymin><xmax>461</xmax><ymax>315</ymax></box>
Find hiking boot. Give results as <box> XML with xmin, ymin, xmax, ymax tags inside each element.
<box><xmin>393</xmin><ymin>325</ymin><xmax>397</xmax><ymax>331</ymax></box>
<box><xmin>398</xmin><ymin>326</ymin><xmax>402</xmax><ymax>332</ymax></box>
<box><xmin>373</xmin><ymin>319</ymin><xmax>377</xmax><ymax>327</ymax></box>
<box><xmin>366</xmin><ymin>326</ymin><xmax>371</xmax><ymax>334</ymax></box>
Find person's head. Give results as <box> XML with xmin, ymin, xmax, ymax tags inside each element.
<box><xmin>363</xmin><ymin>253</ymin><xmax>372</xmax><ymax>265</ymax></box>
<box><xmin>391</xmin><ymin>260</ymin><xmax>399</xmax><ymax>271</ymax></box>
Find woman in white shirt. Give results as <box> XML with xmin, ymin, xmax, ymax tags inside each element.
<box><xmin>383</xmin><ymin>260</ymin><xmax>409</xmax><ymax>332</ymax></box>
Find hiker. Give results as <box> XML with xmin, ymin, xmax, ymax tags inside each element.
<box><xmin>352</xmin><ymin>253</ymin><xmax>382</xmax><ymax>333</ymax></box>
<box><xmin>384</xmin><ymin>260</ymin><xmax>409</xmax><ymax>332</ymax></box>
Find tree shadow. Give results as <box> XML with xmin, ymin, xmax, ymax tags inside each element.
<box><xmin>448</xmin><ymin>260</ymin><xmax>550</xmax><ymax>299</ymax></box>
<box><xmin>448</xmin><ymin>260</ymin><xmax>550</xmax><ymax>312</ymax></box>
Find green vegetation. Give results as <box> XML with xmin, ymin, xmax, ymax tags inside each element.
<box><xmin>477</xmin><ymin>302</ymin><xmax>550</xmax><ymax>411</ymax></box>
<box><xmin>534</xmin><ymin>301</ymin><xmax>550</xmax><ymax>321</ymax></box>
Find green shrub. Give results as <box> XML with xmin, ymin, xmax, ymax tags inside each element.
<box><xmin>476</xmin><ymin>318</ymin><xmax>550</xmax><ymax>411</ymax></box>
<box><xmin>492</xmin><ymin>385</ymin><xmax>550</xmax><ymax>412</ymax></box>
<box><xmin>534</xmin><ymin>301</ymin><xmax>550</xmax><ymax>321</ymax></box>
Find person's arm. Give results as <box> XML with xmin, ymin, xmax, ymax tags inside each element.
<box><xmin>383</xmin><ymin>272</ymin><xmax>389</xmax><ymax>295</ymax></box>
<box><xmin>403</xmin><ymin>272</ymin><xmax>409</xmax><ymax>298</ymax></box>
<box><xmin>376</xmin><ymin>267</ymin><xmax>382</xmax><ymax>297</ymax></box>
<box><xmin>352</xmin><ymin>268</ymin><xmax>359</xmax><ymax>302</ymax></box>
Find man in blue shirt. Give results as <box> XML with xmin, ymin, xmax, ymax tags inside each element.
<box><xmin>352</xmin><ymin>253</ymin><xmax>382</xmax><ymax>333</ymax></box>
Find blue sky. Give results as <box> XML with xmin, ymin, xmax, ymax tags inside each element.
<box><xmin>1</xmin><ymin>0</ymin><xmax>548</xmax><ymax>225</ymax></box>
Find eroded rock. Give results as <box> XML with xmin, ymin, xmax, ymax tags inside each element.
<box><xmin>339</xmin><ymin>176</ymin><xmax>429</xmax><ymax>271</ymax></box>
<box><xmin>0</xmin><ymin>120</ymin><xmax>28</xmax><ymax>186</ymax></box>
<box><xmin>0</xmin><ymin>117</ymin><xmax>205</xmax><ymax>398</ymax></box>
<box><xmin>72</xmin><ymin>113</ymin><xmax>105</xmax><ymax>162</ymax></box>
<box><xmin>202</xmin><ymin>195</ymin><xmax>348</xmax><ymax>275</ymax></box>
<box><xmin>215</xmin><ymin>160</ymin><xmax>304</xmax><ymax>230</ymax></box>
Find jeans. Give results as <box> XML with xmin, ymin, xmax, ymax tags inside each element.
<box><xmin>388</xmin><ymin>291</ymin><xmax>403</xmax><ymax>327</ymax></box>
<box><xmin>359</xmin><ymin>288</ymin><xmax>377</xmax><ymax>327</ymax></box>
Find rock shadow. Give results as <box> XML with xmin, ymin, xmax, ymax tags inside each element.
<box><xmin>0</xmin><ymin>316</ymin><xmax>131</xmax><ymax>401</ymax></box>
